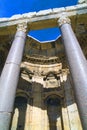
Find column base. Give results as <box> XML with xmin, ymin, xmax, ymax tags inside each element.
<box><xmin>0</xmin><ymin>112</ymin><xmax>12</xmax><ymax>130</ymax></box>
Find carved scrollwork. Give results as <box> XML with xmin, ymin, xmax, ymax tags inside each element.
<box><xmin>58</xmin><ymin>16</ymin><xmax>71</xmax><ymax>27</ymax></box>
<box><xmin>17</xmin><ymin>22</ymin><xmax>27</xmax><ymax>32</ymax></box>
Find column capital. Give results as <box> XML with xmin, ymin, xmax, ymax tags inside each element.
<box><xmin>58</xmin><ymin>16</ymin><xmax>71</xmax><ymax>27</ymax></box>
<box><xmin>17</xmin><ymin>22</ymin><xmax>28</xmax><ymax>33</ymax></box>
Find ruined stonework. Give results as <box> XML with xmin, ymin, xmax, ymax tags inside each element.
<box><xmin>0</xmin><ymin>2</ymin><xmax>87</xmax><ymax>130</ymax></box>
<box><xmin>11</xmin><ymin>63</ymin><xmax>82</xmax><ymax>130</ymax></box>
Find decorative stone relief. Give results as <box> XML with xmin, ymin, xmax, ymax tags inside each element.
<box><xmin>17</xmin><ymin>22</ymin><xmax>27</xmax><ymax>32</ymax></box>
<box><xmin>58</xmin><ymin>16</ymin><xmax>71</xmax><ymax>27</ymax></box>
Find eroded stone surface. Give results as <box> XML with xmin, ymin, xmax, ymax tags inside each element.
<box><xmin>0</xmin><ymin>3</ymin><xmax>86</xmax><ymax>130</ymax></box>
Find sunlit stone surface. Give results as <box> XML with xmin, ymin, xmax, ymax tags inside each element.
<box><xmin>0</xmin><ymin>2</ymin><xmax>87</xmax><ymax>130</ymax></box>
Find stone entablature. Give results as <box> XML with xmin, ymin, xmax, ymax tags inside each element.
<box><xmin>0</xmin><ymin>3</ymin><xmax>87</xmax><ymax>35</ymax></box>
<box><xmin>21</xmin><ymin>62</ymin><xmax>62</xmax><ymax>76</ymax></box>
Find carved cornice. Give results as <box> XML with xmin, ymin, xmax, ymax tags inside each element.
<box><xmin>0</xmin><ymin>3</ymin><xmax>87</xmax><ymax>35</ymax></box>
<box><xmin>24</xmin><ymin>55</ymin><xmax>60</xmax><ymax>65</ymax></box>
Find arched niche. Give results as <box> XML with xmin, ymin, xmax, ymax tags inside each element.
<box><xmin>44</xmin><ymin>95</ymin><xmax>63</xmax><ymax>130</ymax></box>
<box><xmin>11</xmin><ymin>96</ymin><xmax>28</xmax><ymax>130</ymax></box>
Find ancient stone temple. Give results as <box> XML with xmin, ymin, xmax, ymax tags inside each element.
<box><xmin>0</xmin><ymin>0</ymin><xmax>87</xmax><ymax>130</ymax></box>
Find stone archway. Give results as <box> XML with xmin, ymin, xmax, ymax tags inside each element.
<box><xmin>11</xmin><ymin>96</ymin><xmax>28</xmax><ymax>130</ymax></box>
<box><xmin>45</xmin><ymin>95</ymin><xmax>63</xmax><ymax>130</ymax></box>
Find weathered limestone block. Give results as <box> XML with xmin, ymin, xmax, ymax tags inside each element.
<box><xmin>10</xmin><ymin>14</ymin><xmax>22</xmax><ymax>20</ymax></box>
<box><xmin>52</xmin><ymin>7</ymin><xmax>65</xmax><ymax>13</ymax></box>
<box><xmin>36</xmin><ymin>9</ymin><xmax>52</xmax><ymax>16</ymax></box>
<box><xmin>22</xmin><ymin>12</ymin><xmax>36</xmax><ymax>18</ymax></box>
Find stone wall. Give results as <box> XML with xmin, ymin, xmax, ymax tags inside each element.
<box><xmin>10</xmin><ymin>62</ymin><xmax>82</xmax><ymax>130</ymax></box>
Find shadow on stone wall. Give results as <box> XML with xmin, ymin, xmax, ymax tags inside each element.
<box><xmin>45</xmin><ymin>95</ymin><xmax>64</xmax><ymax>130</ymax></box>
<box><xmin>11</xmin><ymin>97</ymin><xmax>27</xmax><ymax>130</ymax></box>
<box><xmin>11</xmin><ymin>74</ymin><xmax>75</xmax><ymax>130</ymax></box>
<box><xmin>17</xmin><ymin>75</ymin><xmax>75</xmax><ymax>108</ymax></box>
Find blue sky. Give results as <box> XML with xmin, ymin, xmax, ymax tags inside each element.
<box><xmin>0</xmin><ymin>0</ymin><xmax>78</xmax><ymax>42</ymax></box>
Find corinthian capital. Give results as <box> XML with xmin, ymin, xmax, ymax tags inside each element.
<box><xmin>17</xmin><ymin>22</ymin><xmax>27</xmax><ymax>32</ymax></box>
<box><xmin>58</xmin><ymin>16</ymin><xmax>71</xmax><ymax>27</ymax></box>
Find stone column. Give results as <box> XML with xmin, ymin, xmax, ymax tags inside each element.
<box><xmin>0</xmin><ymin>23</ymin><xmax>27</xmax><ymax>130</ymax></box>
<box><xmin>63</xmin><ymin>75</ymin><xmax>82</xmax><ymax>130</ymax></box>
<box><xmin>57</xmin><ymin>16</ymin><xmax>87</xmax><ymax>129</ymax></box>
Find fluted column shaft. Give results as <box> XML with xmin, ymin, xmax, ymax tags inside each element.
<box><xmin>58</xmin><ymin>16</ymin><xmax>87</xmax><ymax>130</ymax></box>
<box><xmin>0</xmin><ymin>23</ymin><xmax>27</xmax><ymax>130</ymax></box>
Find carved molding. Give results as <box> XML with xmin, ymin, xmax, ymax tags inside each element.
<box><xmin>24</xmin><ymin>55</ymin><xmax>60</xmax><ymax>65</ymax></box>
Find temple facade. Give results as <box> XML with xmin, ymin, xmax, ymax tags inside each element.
<box><xmin>0</xmin><ymin>1</ymin><xmax>87</xmax><ymax>130</ymax></box>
